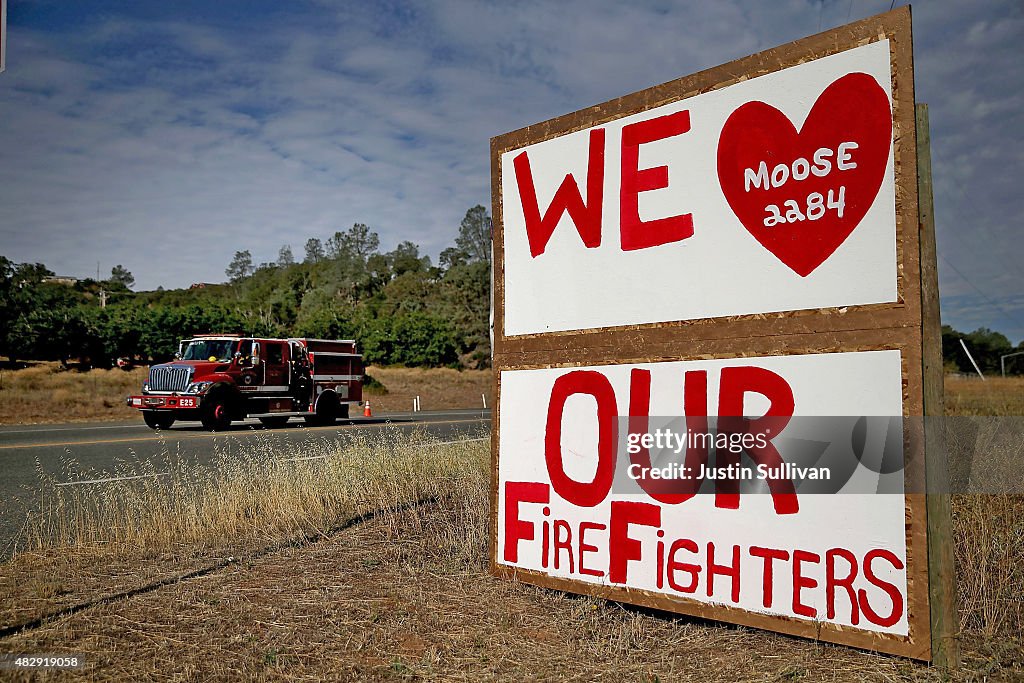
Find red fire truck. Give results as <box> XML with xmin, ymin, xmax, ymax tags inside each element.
<box><xmin>127</xmin><ymin>335</ymin><xmax>363</xmax><ymax>430</ymax></box>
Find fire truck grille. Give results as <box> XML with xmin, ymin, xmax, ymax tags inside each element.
<box><xmin>149</xmin><ymin>366</ymin><xmax>192</xmax><ymax>393</ymax></box>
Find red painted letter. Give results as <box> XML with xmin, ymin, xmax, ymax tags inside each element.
<box><xmin>826</xmin><ymin>548</ymin><xmax>860</xmax><ymax>625</ymax></box>
<box><xmin>749</xmin><ymin>546</ymin><xmax>790</xmax><ymax>609</ymax></box>
<box><xmin>503</xmin><ymin>481</ymin><xmax>550</xmax><ymax>563</ymax></box>
<box><xmin>718</xmin><ymin>366</ymin><xmax>798</xmax><ymax>514</ymax></box>
<box><xmin>792</xmin><ymin>549</ymin><xmax>821</xmax><ymax>618</ymax></box>
<box><xmin>608</xmin><ymin>501</ymin><xmax>661</xmax><ymax>584</ymax></box>
<box><xmin>666</xmin><ymin>538</ymin><xmax>701</xmax><ymax>593</ymax></box>
<box><xmin>858</xmin><ymin>549</ymin><xmax>905</xmax><ymax>628</ymax></box>
<box><xmin>553</xmin><ymin>520</ymin><xmax>574</xmax><ymax>573</ymax></box>
<box><xmin>514</xmin><ymin>128</ymin><xmax>606</xmax><ymax>257</ymax></box>
<box><xmin>578</xmin><ymin>522</ymin><xmax>606</xmax><ymax>578</ymax></box>
<box><xmin>707</xmin><ymin>542</ymin><xmax>742</xmax><ymax>603</ymax></box>
<box><xmin>545</xmin><ymin>370</ymin><xmax>617</xmax><ymax>507</ymax></box>
<box><xmin>620</xmin><ymin>111</ymin><xmax>693</xmax><ymax>251</ymax></box>
<box><xmin>627</xmin><ymin>369</ymin><xmax>709</xmax><ymax>504</ymax></box>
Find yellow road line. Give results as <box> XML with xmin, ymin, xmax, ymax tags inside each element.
<box><xmin>0</xmin><ymin>417</ymin><xmax>491</xmax><ymax>451</ymax></box>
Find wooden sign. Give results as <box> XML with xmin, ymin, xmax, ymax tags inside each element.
<box><xmin>490</xmin><ymin>8</ymin><xmax>954</xmax><ymax>663</ymax></box>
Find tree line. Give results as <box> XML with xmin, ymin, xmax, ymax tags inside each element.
<box><xmin>941</xmin><ymin>325</ymin><xmax>1024</xmax><ymax>376</ymax></box>
<box><xmin>5</xmin><ymin>204</ymin><xmax>1024</xmax><ymax>375</ymax></box>
<box><xmin>0</xmin><ymin>206</ymin><xmax>492</xmax><ymax>369</ymax></box>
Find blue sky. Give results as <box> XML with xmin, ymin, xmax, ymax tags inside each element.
<box><xmin>1</xmin><ymin>1</ymin><xmax>1022</xmax><ymax>341</ymax></box>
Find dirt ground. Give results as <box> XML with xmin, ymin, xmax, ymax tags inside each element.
<box><xmin>0</xmin><ymin>372</ymin><xmax>1020</xmax><ymax>680</ymax></box>
<box><xmin>3</xmin><ymin>501</ymin><xmax>1017</xmax><ymax>682</ymax></box>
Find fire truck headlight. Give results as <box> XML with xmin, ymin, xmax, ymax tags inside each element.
<box><xmin>142</xmin><ymin>382</ymin><xmax>150</xmax><ymax>393</ymax></box>
<box><xmin>186</xmin><ymin>382</ymin><xmax>212</xmax><ymax>394</ymax></box>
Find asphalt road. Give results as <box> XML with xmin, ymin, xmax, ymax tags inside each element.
<box><xmin>0</xmin><ymin>409</ymin><xmax>492</xmax><ymax>556</ymax></box>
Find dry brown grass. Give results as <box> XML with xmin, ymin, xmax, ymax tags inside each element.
<box><xmin>0</xmin><ymin>362</ymin><xmax>147</xmax><ymax>425</ymax></box>
<box><xmin>952</xmin><ymin>495</ymin><xmax>1024</xmax><ymax>643</ymax></box>
<box><xmin>18</xmin><ymin>428</ymin><xmax>487</xmax><ymax>555</ymax></box>
<box><xmin>1</xmin><ymin>483</ymin><xmax>1021</xmax><ymax>680</ymax></box>
<box><xmin>0</xmin><ymin>430</ymin><xmax>489</xmax><ymax>631</ymax></box>
<box><xmin>0</xmin><ymin>379</ymin><xmax>1021</xmax><ymax>679</ymax></box>
<box><xmin>0</xmin><ymin>361</ymin><xmax>492</xmax><ymax>425</ymax></box>
<box><xmin>364</xmin><ymin>365</ymin><xmax>492</xmax><ymax>413</ymax></box>
<box><xmin>0</xmin><ymin>505</ymin><xmax>950</xmax><ymax>682</ymax></box>
<box><xmin>945</xmin><ymin>375</ymin><xmax>1024</xmax><ymax>415</ymax></box>
<box><xmin>0</xmin><ymin>366</ymin><xmax>1015</xmax><ymax>426</ymax></box>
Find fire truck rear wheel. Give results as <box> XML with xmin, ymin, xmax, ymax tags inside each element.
<box><xmin>143</xmin><ymin>412</ymin><xmax>175</xmax><ymax>430</ymax></box>
<box><xmin>305</xmin><ymin>393</ymin><xmax>339</xmax><ymax>426</ymax></box>
<box><xmin>201</xmin><ymin>395</ymin><xmax>233</xmax><ymax>431</ymax></box>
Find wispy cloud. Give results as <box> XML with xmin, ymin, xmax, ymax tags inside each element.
<box><xmin>0</xmin><ymin>1</ymin><xmax>1021</xmax><ymax>340</ymax></box>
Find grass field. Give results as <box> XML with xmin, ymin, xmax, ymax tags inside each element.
<box><xmin>0</xmin><ymin>363</ymin><xmax>148</xmax><ymax>424</ymax></box>
<box><xmin>944</xmin><ymin>375</ymin><xmax>1024</xmax><ymax>416</ymax></box>
<box><xmin>0</xmin><ymin>362</ymin><xmax>1016</xmax><ymax>426</ymax></box>
<box><xmin>0</xmin><ymin>361</ymin><xmax>492</xmax><ymax>425</ymax></box>
<box><xmin>362</xmin><ymin>366</ymin><xmax>492</xmax><ymax>413</ymax></box>
<box><xmin>0</xmin><ymin>370</ymin><xmax>1021</xmax><ymax>680</ymax></box>
<box><xmin>0</xmin><ymin>435</ymin><xmax>1020</xmax><ymax>680</ymax></box>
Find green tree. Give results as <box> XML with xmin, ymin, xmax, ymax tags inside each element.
<box><xmin>389</xmin><ymin>311</ymin><xmax>460</xmax><ymax>366</ymax></box>
<box><xmin>455</xmin><ymin>205</ymin><xmax>492</xmax><ymax>264</ymax></box>
<box><xmin>327</xmin><ymin>223</ymin><xmax>380</xmax><ymax>263</ymax></box>
<box><xmin>386</xmin><ymin>241</ymin><xmax>430</xmax><ymax>278</ymax></box>
<box><xmin>304</xmin><ymin>238</ymin><xmax>325</xmax><ymax>264</ymax></box>
<box><xmin>439</xmin><ymin>260</ymin><xmax>490</xmax><ymax>367</ymax></box>
<box><xmin>277</xmin><ymin>245</ymin><xmax>295</xmax><ymax>267</ymax></box>
<box><xmin>226</xmin><ymin>250</ymin><xmax>254</xmax><ymax>282</ymax></box>
<box><xmin>109</xmin><ymin>265</ymin><xmax>135</xmax><ymax>289</ymax></box>
<box><xmin>1</xmin><ymin>262</ymin><xmax>58</xmax><ymax>363</ymax></box>
<box><xmin>0</xmin><ymin>207</ymin><xmax>502</xmax><ymax>370</ymax></box>
<box><xmin>942</xmin><ymin>325</ymin><xmax>1017</xmax><ymax>375</ymax></box>
<box><xmin>439</xmin><ymin>246</ymin><xmax>467</xmax><ymax>270</ymax></box>
<box><xmin>0</xmin><ymin>256</ymin><xmax>15</xmax><ymax>361</ymax></box>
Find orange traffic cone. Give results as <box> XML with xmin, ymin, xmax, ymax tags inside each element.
<box><xmin>363</xmin><ymin>401</ymin><xmax>372</xmax><ymax>417</ymax></box>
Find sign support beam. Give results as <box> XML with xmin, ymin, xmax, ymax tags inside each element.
<box><xmin>916</xmin><ymin>103</ymin><xmax>961</xmax><ymax>669</ymax></box>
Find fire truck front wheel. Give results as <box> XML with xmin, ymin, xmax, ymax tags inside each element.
<box><xmin>143</xmin><ymin>411</ymin><xmax>175</xmax><ymax>430</ymax></box>
<box><xmin>200</xmin><ymin>394</ymin><xmax>234</xmax><ymax>431</ymax></box>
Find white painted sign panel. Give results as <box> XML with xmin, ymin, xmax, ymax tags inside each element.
<box><xmin>500</xmin><ymin>40</ymin><xmax>897</xmax><ymax>335</ymax></box>
<box><xmin>497</xmin><ymin>350</ymin><xmax>908</xmax><ymax>635</ymax></box>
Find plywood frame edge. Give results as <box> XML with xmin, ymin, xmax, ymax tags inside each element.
<box><xmin>490</xmin><ymin>332</ymin><xmax>932</xmax><ymax>659</ymax></box>
<box><xmin>491</xmin><ymin>563</ymin><xmax>930</xmax><ymax>661</ymax></box>
<box><xmin>489</xmin><ymin>6</ymin><xmax>919</xmax><ymax>354</ymax></box>
<box><xmin>488</xmin><ymin>4</ymin><xmax>931</xmax><ymax>664</ymax></box>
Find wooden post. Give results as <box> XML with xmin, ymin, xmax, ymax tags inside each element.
<box><xmin>917</xmin><ymin>103</ymin><xmax>960</xmax><ymax>668</ymax></box>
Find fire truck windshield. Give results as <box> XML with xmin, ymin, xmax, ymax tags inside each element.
<box><xmin>182</xmin><ymin>339</ymin><xmax>237</xmax><ymax>362</ymax></box>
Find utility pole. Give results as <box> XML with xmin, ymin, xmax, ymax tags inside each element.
<box><xmin>1</xmin><ymin>0</ymin><xmax>7</xmax><ymax>74</ymax></box>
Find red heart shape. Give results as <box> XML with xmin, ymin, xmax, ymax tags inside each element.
<box><xmin>717</xmin><ymin>73</ymin><xmax>891</xmax><ymax>277</ymax></box>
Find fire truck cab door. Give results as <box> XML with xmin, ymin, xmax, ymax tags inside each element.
<box><xmin>262</xmin><ymin>341</ymin><xmax>289</xmax><ymax>390</ymax></box>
